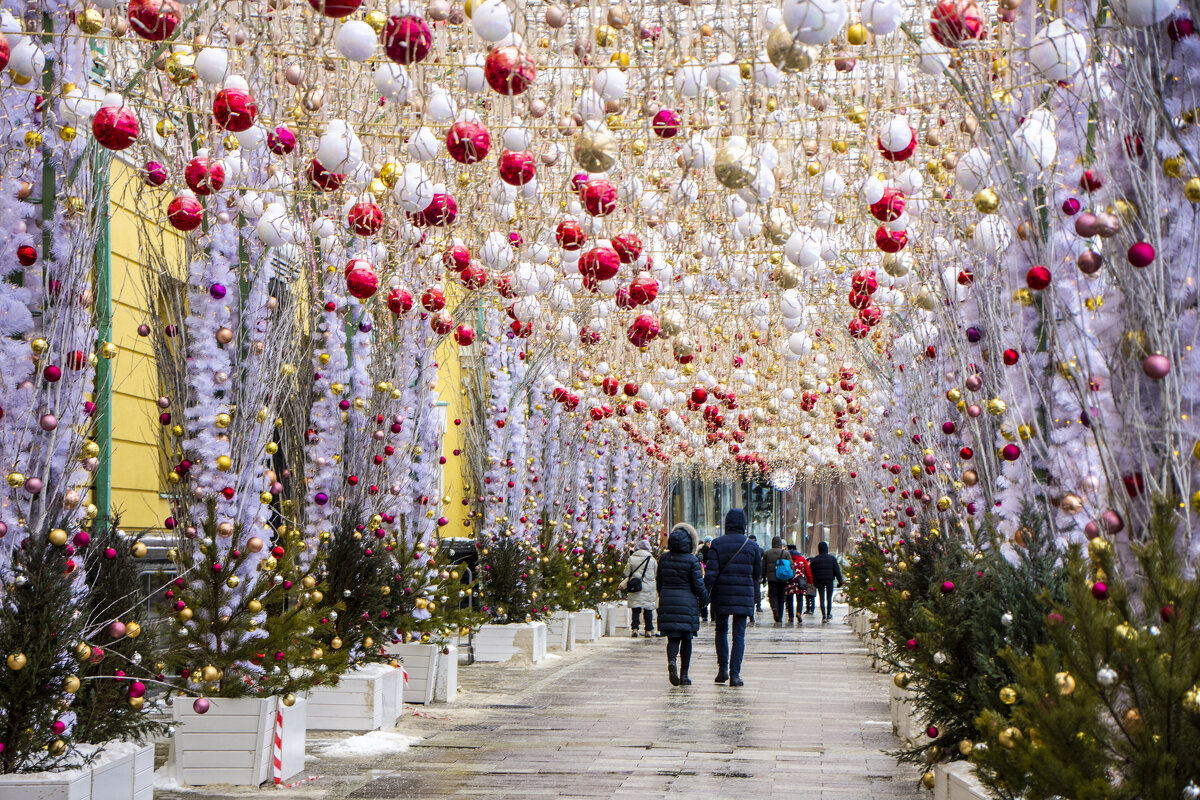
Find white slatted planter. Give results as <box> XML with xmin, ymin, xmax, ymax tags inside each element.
<box><xmin>609</xmin><ymin>602</ymin><xmax>632</xmax><ymax>634</ymax></box>
<box><xmin>472</xmin><ymin>621</ymin><xmax>547</xmax><ymax>664</ymax></box>
<box><xmin>433</xmin><ymin>644</ymin><xmax>458</xmax><ymax>703</ymax></box>
<box><xmin>384</xmin><ymin>643</ymin><xmax>438</xmax><ymax>704</ymax></box>
<box><xmin>571</xmin><ymin>609</ymin><xmax>602</xmax><ymax>642</ymax></box>
<box><xmin>935</xmin><ymin>761</ymin><xmax>990</xmax><ymax>800</ymax></box>
<box><xmin>171</xmin><ymin>695</ymin><xmax>307</xmax><ymax>787</ymax></box>
<box><xmin>545</xmin><ymin>611</ymin><xmax>576</xmax><ymax>651</ymax></box>
<box><xmin>306</xmin><ymin>663</ymin><xmax>401</xmax><ymax>731</ymax></box>
<box><xmin>0</xmin><ymin>742</ymin><xmax>154</xmax><ymax>800</ymax></box>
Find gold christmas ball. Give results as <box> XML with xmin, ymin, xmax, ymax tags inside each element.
<box><xmin>131</xmin><ymin>541</ymin><xmax>148</xmax><ymax>558</ymax></box>
<box><xmin>75</xmin><ymin>643</ymin><xmax>92</xmax><ymax>662</ymax></box>
<box><xmin>986</xmin><ymin>398</ymin><xmax>1007</xmax><ymax>416</ymax></box>
<box><xmin>594</xmin><ymin>24</ymin><xmax>617</xmax><ymax>46</ymax></box>
<box><xmin>78</xmin><ymin>7</ymin><xmax>105</xmax><ymax>34</ymax></box>
<box><xmin>215</xmin><ymin>327</ymin><xmax>234</xmax><ymax>345</ymax></box>
<box><xmin>936</xmin><ymin>496</ymin><xmax>951</xmax><ymax>511</ymax></box>
<box><xmin>282</xmin><ymin>693</ymin><xmax>297</xmax><ymax>707</ymax></box>
<box><xmin>311</xmin><ymin>647</ymin><xmax>324</xmax><ymax>660</ymax></box>
<box><xmin>364</xmin><ymin>636</ymin><xmax>374</xmax><ymax>649</ymax></box>
<box><xmin>365</xmin><ymin>9</ymin><xmax>388</xmax><ymax>32</ymax></box>
<box><xmin>1088</xmin><ymin>537</ymin><xmax>1110</xmax><ymax>559</ymax></box>
<box><xmin>178</xmin><ymin>608</ymin><xmax>193</xmax><ymax>621</ymax></box>
<box><xmin>310</xmin><ymin>590</ymin><xmax>323</xmax><ymax>603</ymax></box>
<box><xmin>216</xmin><ymin>455</ymin><xmax>233</xmax><ymax>472</ymax></box>
<box><xmin>974</xmin><ymin>188</ymin><xmax>1000</xmax><ymax>214</ymax></box>
<box><xmin>379</xmin><ymin>162</ymin><xmax>400</xmax><ymax>187</ymax></box>
<box><xmin>50</xmin><ymin>739</ymin><xmax>66</xmax><ymax>755</ymax></box>
<box><xmin>1054</xmin><ymin>671</ymin><xmax>1076</xmax><ymax>695</ymax></box>
<box><xmin>226</xmin><ymin>575</ymin><xmax>240</xmax><ymax>588</ymax></box>
<box><xmin>201</xmin><ymin>665</ymin><xmax>220</xmax><ymax>682</ymax></box>
<box><xmin>48</xmin><ymin>528</ymin><xmax>69</xmax><ymax>546</ymax></box>
<box><xmin>248</xmin><ymin>599</ymin><xmax>263</xmax><ymax>613</ymax></box>
<box><xmin>63</xmin><ymin>675</ymin><xmax>81</xmax><ymax>693</ymax></box>
<box><xmin>574</xmin><ymin>126</ymin><xmax>618</xmax><ymax>173</ymax></box>
<box><xmin>714</xmin><ymin>138</ymin><xmax>758</xmax><ymax>189</ymax></box>
<box><xmin>126</xmin><ymin>622</ymin><xmax>141</xmax><ymax>638</ymax></box>
<box><xmin>962</xmin><ymin>469</ymin><xmax>978</xmax><ymax>487</ymax></box>
<box><xmin>999</xmin><ymin>686</ymin><xmax>1018</xmax><ymax>705</ymax></box>
<box><xmin>1060</xmin><ymin>493</ymin><xmax>1083</xmax><ymax>515</ymax></box>
<box><xmin>165</xmin><ymin>52</ymin><xmax>197</xmax><ymax>86</ymax></box>
<box><xmin>331</xmin><ymin>637</ymin><xmax>343</xmax><ymax>650</ymax></box>
<box><xmin>60</xmin><ymin>125</ymin><xmax>77</xmax><ymax>142</ymax></box>
<box><xmin>215</xmin><ymin>413</ymin><xmax>232</xmax><ymax>428</ymax></box>
<box><xmin>846</xmin><ymin>22</ymin><xmax>869</xmax><ymax>45</ymax></box>
<box><xmin>1183</xmin><ymin>687</ymin><xmax>1200</xmax><ymax>714</ymax></box>
<box><xmin>6</xmin><ymin>653</ymin><xmax>28</xmax><ymax>671</ymax></box>
<box><xmin>129</xmin><ymin>696</ymin><xmax>145</xmax><ymax>710</ymax></box>
<box><xmin>997</xmin><ymin>726</ymin><xmax>1022</xmax><ymax>749</ymax></box>
<box><xmin>302</xmin><ymin>575</ymin><xmax>317</xmax><ymax>590</ymax></box>
<box><xmin>893</xmin><ymin>673</ymin><xmax>910</xmax><ymax>689</ymax></box>
<box><xmin>921</xmin><ymin>772</ymin><xmax>936</xmax><ymax>790</ymax></box>
<box><xmin>766</xmin><ymin>24</ymin><xmax>817</xmax><ymax>72</ymax></box>
<box><xmin>775</xmin><ymin>263</ymin><xmax>801</xmax><ymax>289</ymax></box>
<box><xmin>957</xmin><ymin>739</ymin><xmax>974</xmax><ymax>756</ymax></box>
<box><xmin>1184</xmin><ymin>177</ymin><xmax>1200</xmax><ymax>204</ymax></box>
<box><xmin>1114</xmin><ymin>622</ymin><xmax>1138</xmax><ymax>643</ymax></box>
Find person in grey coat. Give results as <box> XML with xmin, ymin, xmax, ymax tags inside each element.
<box><xmin>656</xmin><ymin>523</ymin><xmax>709</xmax><ymax>685</ymax></box>
<box><xmin>622</xmin><ymin>540</ymin><xmax>658</xmax><ymax>636</ymax></box>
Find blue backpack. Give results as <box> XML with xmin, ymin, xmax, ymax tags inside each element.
<box><xmin>774</xmin><ymin>552</ymin><xmax>794</xmax><ymax>581</ymax></box>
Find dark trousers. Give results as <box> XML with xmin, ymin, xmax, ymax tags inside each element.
<box><xmin>816</xmin><ymin>582</ymin><xmax>834</xmax><ymax>618</ymax></box>
<box><xmin>806</xmin><ymin>592</ymin><xmax>815</xmax><ymax>613</ymax></box>
<box><xmin>632</xmin><ymin>607</ymin><xmax>654</xmax><ymax>632</ymax></box>
<box><xmin>766</xmin><ymin>581</ymin><xmax>787</xmax><ymax>622</ymax></box>
<box><xmin>784</xmin><ymin>592</ymin><xmax>797</xmax><ymax>621</ymax></box>
<box><xmin>666</xmin><ymin>636</ymin><xmax>692</xmax><ymax>676</ymax></box>
<box><xmin>714</xmin><ymin>613</ymin><xmax>749</xmax><ymax>677</ymax></box>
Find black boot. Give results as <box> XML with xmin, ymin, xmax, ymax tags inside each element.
<box><xmin>714</xmin><ymin>668</ymin><xmax>729</xmax><ymax>684</ymax></box>
<box><xmin>668</xmin><ymin>660</ymin><xmax>680</xmax><ymax>686</ymax></box>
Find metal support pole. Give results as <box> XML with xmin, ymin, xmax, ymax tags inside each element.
<box><xmin>92</xmin><ymin>150</ymin><xmax>113</xmax><ymax>534</ymax></box>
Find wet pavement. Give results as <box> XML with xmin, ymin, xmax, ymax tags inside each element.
<box><xmin>155</xmin><ymin>604</ymin><xmax>920</xmax><ymax>800</ymax></box>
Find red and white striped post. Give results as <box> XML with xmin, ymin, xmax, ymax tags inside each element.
<box><xmin>272</xmin><ymin>706</ymin><xmax>284</xmax><ymax>785</ymax></box>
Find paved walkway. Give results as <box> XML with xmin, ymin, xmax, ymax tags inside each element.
<box><xmin>156</xmin><ymin>604</ymin><xmax>919</xmax><ymax>800</ymax></box>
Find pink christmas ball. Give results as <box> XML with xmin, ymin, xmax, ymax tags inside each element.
<box><xmin>940</xmin><ymin>580</ymin><xmax>955</xmax><ymax>594</ymax></box>
<box><xmin>1101</xmin><ymin>509</ymin><xmax>1124</xmax><ymax>534</ymax></box>
<box><xmin>108</xmin><ymin>621</ymin><xmax>127</xmax><ymax>639</ymax></box>
<box><xmin>92</xmin><ymin>105</ymin><xmax>140</xmax><ymax>151</ymax></box>
<box><xmin>930</xmin><ymin>0</ymin><xmax>986</xmax><ymax>47</ymax></box>
<box><xmin>267</xmin><ymin>125</ymin><xmax>297</xmax><ymax>155</ymax></box>
<box><xmin>192</xmin><ymin>697</ymin><xmax>211</xmax><ymax>715</ymax></box>
<box><xmin>1091</xmin><ymin>580</ymin><xmax>1109</xmax><ymax>600</ymax></box>
<box><xmin>129</xmin><ymin>681</ymin><xmax>147</xmax><ymax>699</ymax></box>
<box><xmin>446</xmin><ymin>120</ymin><xmax>491</xmax><ymax>164</ymax></box>
<box><xmin>1127</xmin><ymin>241</ymin><xmax>1155</xmax><ymax>268</ymax></box>
<box><xmin>0</xmin><ymin>32</ymin><xmax>8</xmax><ymax>72</ymax></box>
<box><xmin>306</xmin><ymin>0</ymin><xmax>361</xmax><ymax>17</ymax></box>
<box><xmin>1141</xmin><ymin>354</ymin><xmax>1170</xmax><ymax>379</ymax></box>
<box><xmin>167</xmin><ymin>195</ymin><xmax>204</xmax><ymax>232</ymax></box>
<box><xmin>1077</xmin><ymin>250</ymin><xmax>1102</xmax><ymax>274</ymax></box>
<box><xmin>498</xmin><ymin>150</ymin><xmax>536</xmax><ymax>186</ymax></box>
<box><xmin>652</xmin><ymin>108</ymin><xmax>681</xmax><ymax>138</ymax></box>
<box><xmin>484</xmin><ymin>46</ymin><xmax>537</xmax><ymax>96</ymax></box>
<box><xmin>184</xmin><ymin>157</ymin><xmax>225</xmax><ymax>196</ymax></box>
<box><xmin>382</xmin><ymin>14</ymin><xmax>432</xmax><ymax>64</ymax></box>
<box><xmin>905</xmin><ymin>638</ymin><xmax>919</xmax><ymax>650</ymax></box>
<box><xmin>39</xmin><ymin>413</ymin><xmax>58</xmax><ymax>431</ymax></box>
<box><xmin>212</xmin><ymin>88</ymin><xmax>257</xmax><ymax>132</ymax></box>
<box><xmin>1001</xmin><ymin>443</ymin><xmax>1021</xmax><ymax>461</ymax></box>
<box><xmin>43</xmin><ymin>365</ymin><xmax>62</xmax><ymax>383</ymax></box>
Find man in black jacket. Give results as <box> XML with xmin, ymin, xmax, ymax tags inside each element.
<box><xmin>704</xmin><ymin>509</ymin><xmax>761</xmax><ymax>687</ymax></box>
<box><xmin>808</xmin><ymin>540</ymin><xmax>844</xmax><ymax>622</ymax></box>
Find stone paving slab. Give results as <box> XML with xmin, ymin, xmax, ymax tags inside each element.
<box><xmin>154</xmin><ymin>605</ymin><xmax>921</xmax><ymax>799</ymax></box>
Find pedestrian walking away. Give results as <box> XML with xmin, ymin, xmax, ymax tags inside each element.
<box><xmin>809</xmin><ymin>540</ymin><xmax>844</xmax><ymax>622</ymax></box>
<box><xmin>621</xmin><ymin>540</ymin><xmax>658</xmax><ymax>636</ymax></box>
<box><xmin>704</xmin><ymin>508</ymin><xmax>761</xmax><ymax>687</ymax></box>
<box><xmin>655</xmin><ymin>523</ymin><xmax>709</xmax><ymax>686</ymax></box>
<box><xmin>761</xmin><ymin>536</ymin><xmax>792</xmax><ymax>626</ymax></box>
<box><xmin>785</xmin><ymin>543</ymin><xmax>813</xmax><ymax>624</ymax></box>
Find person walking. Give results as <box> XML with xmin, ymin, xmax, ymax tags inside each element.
<box><xmin>809</xmin><ymin>541</ymin><xmax>844</xmax><ymax>622</ymax></box>
<box><xmin>761</xmin><ymin>536</ymin><xmax>792</xmax><ymax>626</ymax></box>
<box><xmin>622</xmin><ymin>540</ymin><xmax>658</xmax><ymax>636</ymax></box>
<box><xmin>704</xmin><ymin>509</ymin><xmax>761</xmax><ymax>687</ymax></box>
<box><xmin>656</xmin><ymin>523</ymin><xmax>709</xmax><ymax>686</ymax></box>
<box><xmin>785</xmin><ymin>544</ymin><xmax>813</xmax><ymax>624</ymax></box>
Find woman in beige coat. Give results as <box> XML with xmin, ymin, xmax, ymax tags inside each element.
<box><xmin>621</xmin><ymin>540</ymin><xmax>658</xmax><ymax>636</ymax></box>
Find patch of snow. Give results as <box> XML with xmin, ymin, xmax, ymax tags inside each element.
<box><xmin>317</xmin><ymin>731</ymin><xmax>420</xmax><ymax>759</ymax></box>
<box><xmin>153</xmin><ymin>765</ymin><xmax>198</xmax><ymax>792</ymax></box>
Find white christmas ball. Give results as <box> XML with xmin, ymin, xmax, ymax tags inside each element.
<box><xmin>408</xmin><ymin>126</ymin><xmax>440</xmax><ymax>161</ymax></box>
<box><xmin>879</xmin><ymin>116</ymin><xmax>913</xmax><ymax>152</ymax></box>
<box><xmin>472</xmin><ymin>0</ymin><xmax>513</xmax><ymax>42</ymax></box>
<box><xmin>675</xmin><ymin>61</ymin><xmax>707</xmax><ymax>97</ymax></box>
<box><xmin>233</xmin><ymin>125</ymin><xmax>265</xmax><ymax>151</ymax></box>
<box><xmin>256</xmin><ymin>204</ymin><xmax>293</xmax><ymax>247</ymax></box>
<box><xmin>375</xmin><ymin>63</ymin><xmax>412</xmax><ymax>102</ymax></box>
<box><xmin>705</xmin><ymin>53</ymin><xmax>742</xmax><ymax>93</ymax></box>
<box><xmin>62</xmin><ymin>84</ymin><xmax>103</xmax><ymax>122</ymax></box>
<box><xmin>458</xmin><ymin>53</ymin><xmax>487</xmax><ymax>93</ymax></box>
<box><xmin>972</xmin><ymin>216</ymin><xmax>1012</xmax><ymax>255</ymax></box>
<box><xmin>425</xmin><ymin>89</ymin><xmax>457</xmax><ymax>123</ymax></box>
<box><xmin>1013</xmin><ymin>123</ymin><xmax>1057</xmax><ymax>174</ymax></box>
<box><xmin>502</xmin><ymin>119</ymin><xmax>532</xmax><ymax>151</ymax></box>
<box><xmin>194</xmin><ymin>47</ymin><xmax>230</xmax><ymax>85</ymax></box>
<box><xmin>593</xmin><ymin>67</ymin><xmax>628</xmax><ymax>100</ymax></box>
<box><xmin>782</xmin><ymin>0</ymin><xmax>849</xmax><ymax>45</ymax></box>
<box><xmin>861</xmin><ymin>0</ymin><xmax>901</xmax><ymax>34</ymax></box>
<box><xmin>778</xmin><ymin>289</ymin><xmax>804</xmax><ymax>318</ymax></box>
<box><xmin>820</xmin><ymin>170</ymin><xmax>846</xmax><ymax>198</ymax></box>
<box><xmin>1110</xmin><ymin>0</ymin><xmax>1177</xmax><ymax>26</ymax></box>
<box><xmin>336</xmin><ymin>20</ymin><xmax>377</xmax><ymax>61</ymax></box>
<box><xmin>753</xmin><ymin>53</ymin><xmax>782</xmax><ymax>87</ymax></box>
<box><xmin>859</xmin><ymin>175</ymin><xmax>885</xmax><ymax>205</ymax></box>
<box><xmin>480</xmin><ymin>231</ymin><xmax>514</xmax><ymax>269</ymax></box>
<box><xmin>9</xmin><ymin>38</ymin><xmax>44</xmax><ymax>77</ymax></box>
<box><xmin>681</xmin><ymin>134</ymin><xmax>715</xmax><ymax>169</ymax></box>
<box><xmin>955</xmin><ymin>148</ymin><xmax>992</xmax><ymax>192</ymax></box>
<box><xmin>317</xmin><ymin>121</ymin><xmax>362</xmax><ymax>173</ymax></box>
<box><xmin>784</xmin><ymin>228</ymin><xmax>823</xmax><ymax>267</ymax></box>
<box><xmin>897</xmin><ymin>167</ymin><xmax>924</xmax><ymax>195</ymax></box>
<box><xmin>394</xmin><ymin>164</ymin><xmax>434</xmax><ymax>213</ymax></box>
<box><xmin>917</xmin><ymin>37</ymin><xmax>951</xmax><ymax>75</ymax></box>
<box><xmin>1028</xmin><ymin>20</ymin><xmax>1088</xmax><ymax>81</ymax></box>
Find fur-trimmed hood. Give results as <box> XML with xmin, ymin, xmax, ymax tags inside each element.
<box><xmin>669</xmin><ymin>523</ymin><xmax>701</xmax><ymax>555</ymax></box>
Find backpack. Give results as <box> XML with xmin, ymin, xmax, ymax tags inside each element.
<box><xmin>625</xmin><ymin>555</ymin><xmax>651</xmax><ymax>593</ymax></box>
<box><xmin>774</xmin><ymin>551</ymin><xmax>794</xmax><ymax>581</ymax></box>
<box><xmin>791</xmin><ymin>557</ymin><xmax>808</xmax><ymax>591</ymax></box>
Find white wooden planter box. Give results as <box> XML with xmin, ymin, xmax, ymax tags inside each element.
<box><xmin>306</xmin><ymin>663</ymin><xmax>402</xmax><ymax>731</ymax></box>
<box><xmin>935</xmin><ymin>761</ymin><xmax>989</xmax><ymax>800</ymax></box>
<box><xmin>434</xmin><ymin>644</ymin><xmax>458</xmax><ymax>703</ymax></box>
<box><xmin>472</xmin><ymin>621</ymin><xmax>548</xmax><ymax>664</ymax></box>
<box><xmin>602</xmin><ymin>602</ymin><xmax>631</xmax><ymax>636</ymax></box>
<box><xmin>571</xmin><ymin>609</ymin><xmax>603</xmax><ymax>642</ymax></box>
<box><xmin>384</xmin><ymin>642</ymin><xmax>438</xmax><ymax>704</ymax></box>
<box><xmin>172</xmin><ymin>695</ymin><xmax>307</xmax><ymax>787</ymax></box>
<box><xmin>0</xmin><ymin>742</ymin><xmax>153</xmax><ymax>800</ymax></box>
<box><xmin>888</xmin><ymin>684</ymin><xmax>926</xmax><ymax>744</ymax></box>
<box><xmin>546</xmin><ymin>611</ymin><xmax>577</xmax><ymax>651</ymax></box>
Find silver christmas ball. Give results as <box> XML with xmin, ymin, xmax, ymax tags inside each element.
<box><xmin>1097</xmin><ymin>666</ymin><xmax>1118</xmax><ymax>687</ymax></box>
<box><xmin>1000</xmin><ymin>611</ymin><xmax>1013</xmax><ymax>627</ymax></box>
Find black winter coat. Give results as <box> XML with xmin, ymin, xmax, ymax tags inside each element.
<box><xmin>704</xmin><ymin>533</ymin><xmax>762</xmax><ymax>615</ymax></box>
<box><xmin>656</xmin><ymin>527</ymin><xmax>709</xmax><ymax>635</ymax></box>
<box><xmin>809</xmin><ymin>552</ymin><xmax>844</xmax><ymax>586</ymax></box>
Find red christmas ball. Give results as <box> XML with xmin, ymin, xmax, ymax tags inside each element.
<box><xmin>629</xmin><ymin>275</ymin><xmax>659</xmax><ymax>305</ymax></box>
<box><xmin>869</xmin><ymin>188</ymin><xmax>906</xmax><ymax>222</ymax></box>
<box><xmin>430</xmin><ymin>311</ymin><xmax>455</xmax><ymax>335</ymax></box>
<box><xmin>128</xmin><ymin>0</ymin><xmax>180</xmax><ymax>41</ymax></box>
<box><xmin>410</xmin><ymin>193</ymin><xmax>457</xmax><ymax>226</ymax></box>
<box><xmin>445</xmin><ymin>120</ymin><xmax>491</xmax><ymax>164</ymax></box>
<box><xmin>16</xmin><ymin>245</ymin><xmax>36</xmax><ymax>266</ymax></box>
<box><xmin>382</xmin><ymin>14</ymin><xmax>432</xmax><ymax>64</ymax></box>
<box><xmin>579</xmin><ymin>246</ymin><xmax>621</xmax><ymax>282</ymax></box>
<box><xmin>459</xmin><ymin>263</ymin><xmax>488</xmax><ymax>289</ymax></box>
<box><xmin>498</xmin><ymin>150</ymin><xmax>536</xmax><ymax>186</ymax></box>
<box><xmin>929</xmin><ymin>0</ymin><xmax>986</xmax><ymax>47</ymax></box>
<box><xmin>91</xmin><ymin>104</ymin><xmax>139</xmax><ymax>151</ymax></box>
<box><xmin>874</xmin><ymin>225</ymin><xmax>907</xmax><ymax>253</ymax></box>
<box><xmin>851</xmin><ymin>269</ymin><xmax>878</xmax><ymax>294</ymax></box>
<box><xmin>344</xmin><ymin>259</ymin><xmax>379</xmax><ymax>299</ymax></box>
<box><xmin>443</xmin><ymin>244</ymin><xmax>471</xmax><ymax>271</ymax></box>
<box><xmin>454</xmin><ymin>324</ymin><xmax>476</xmax><ymax>346</ymax></box>
<box><xmin>421</xmin><ymin>287</ymin><xmax>446</xmax><ymax>312</ymax></box>
<box><xmin>387</xmin><ymin>288</ymin><xmax>414</xmax><ymax>315</ymax></box>
<box><xmin>579</xmin><ymin>326</ymin><xmax>601</xmax><ymax>346</ymax></box>
<box><xmin>183</xmin><ymin>156</ymin><xmax>225</xmax><ymax>196</ymax></box>
<box><xmin>306</xmin><ymin>0</ymin><xmax>362</xmax><ymax>17</ymax></box>
<box><xmin>1025</xmin><ymin>265</ymin><xmax>1052</xmax><ymax>290</ymax></box>
<box><xmin>858</xmin><ymin>305</ymin><xmax>883</xmax><ymax>327</ymax></box>
<box><xmin>1001</xmin><ymin>443</ymin><xmax>1021</xmax><ymax>461</ymax></box>
<box><xmin>144</xmin><ymin>161</ymin><xmax>167</xmax><ymax>186</ymax></box>
<box><xmin>580</xmin><ymin>179</ymin><xmax>618</xmax><ymax>216</ymax></box>
<box><xmin>347</xmin><ymin>201</ymin><xmax>384</xmax><ymax>236</ymax></box>
<box><xmin>484</xmin><ymin>46</ymin><xmax>537</xmax><ymax>95</ymax></box>
<box><xmin>626</xmin><ymin>313</ymin><xmax>660</xmax><ymax>347</ymax></box>
<box><xmin>306</xmin><ymin>159</ymin><xmax>346</xmax><ymax>192</ymax></box>
<box><xmin>612</xmin><ymin>232</ymin><xmax>642</xmax><ymax>263</ymax></box>
<box><xmin>212</xmin><ymin>88</ymin><xmax>258</xmax><ymax>132</ymax></box>
<box><xmin>167</xmin><ymin>194</ymin><xmax>204</xmax><ymax>231</ymax></box>
<box><xmin>0</xmin><ymin>32</ymin><xmax>9</xmax><ymax>72</ymax></box>
<box><xmin>555</xmin><ymin>219</ymin><xmax>586</xmax><ymax>250</ymax></box>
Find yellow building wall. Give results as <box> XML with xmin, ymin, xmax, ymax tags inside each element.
<box><xmin>436</xmin><ymin>337</ymin><xmax>470</xmax><ymax>540</ymax></box>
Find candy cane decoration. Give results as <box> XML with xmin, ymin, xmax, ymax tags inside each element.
<box><xmin>272</xmin><ymin>706</ymin><xmax>284</xmax><ymax>785</ymax></box>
